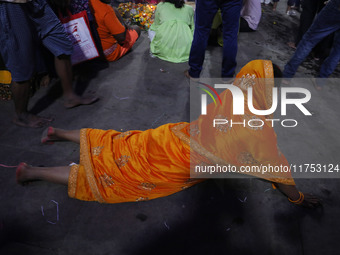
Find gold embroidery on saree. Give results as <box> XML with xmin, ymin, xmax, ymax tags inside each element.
<box><xmin>68</xmin><ymin>164</ymin><xmax>79</xmax><ymax>198</ymax></box>
<box><xmin>138</xmin><ymin>182</ymin><xmax>156</xmax><ymax>191</ymax></box>
<box><xmin>113</xmin><ymin>131</ymin><xmax>131</xmax><ymax>140</ymax></box>
<box><xmin>237</xmin><ymin>152</ymin><xmax>260</xmax><ymax>164</ymax></box>
<box><xmin>214</xmin><ymin>114</ymin><xmax>231</xmax><ymax>133</ymax></box>
<box><xmin>136</xmin><ymin>197</ymin><xmax>149</xmax><ymax>202</ymax></box>
<box><xmin>263</xmin><ymin>60</ymin><xmax>274</xmax><ymax>116</ymax></box>
<box><xmin>80</xmin><ymin>129</ymin><xmax>105</xmax><ymax>203</ymax></box>
<box><xmin>189</xmin><ymin>124</ymin><xmax>200</xmax><ymax>137</ymax></box>
<box><xmin>239</xmin><ymin>74</ymin><xmax>256</xmax><ymax>91</ymax></box>
<box><xmin>99</xmin><ymin>174</ymin><xmax>115</xmax><ymax>188</ymax></box>
<box><xmin>244</xmin><ymin>114</ymin><xmax>264</xmax><ymax>130</ymax></box>
<box><xmin>92</xmin><ymin>146</ymin><xmax>104</xmax><ymax>156</ymax></box>
<box><xmin>115</xmin><ymin>155</ymin><xmax>130</xmax><ymax>168</ymax></box>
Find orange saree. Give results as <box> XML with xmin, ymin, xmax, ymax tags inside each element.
<box><xmin>68</xmin><ymin>60</ymin><xmax>294</xmax><ymax>203</ymax></box>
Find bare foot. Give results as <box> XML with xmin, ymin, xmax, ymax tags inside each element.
<box><xmin>41</xmin><ymin>126</ymin><xmax>60</xmax><ymax>144</ymax></box>
<box><xmin>184</xmin><ymin>70</ymin><xmax>199</xmax><ymax>82</ymax></box>
<box><xmin>12</xmin><ymin>113</ymin><xmax>53</xmax><ymax>128</ymax></box>
<box><xmin>40</xmin><ymin>74</ymin><xmax>50</xmax><ymax>88</ymax></box>
<box><xmin>64</xmin><ymin>94</ymin><xmax>99</xmax><ymax>109</ymax></box>
<box><xmin>16</xmin><ymin>162</ymin><xmax>34</xmax><ymax>185</ymax></box>
<box><xmin>287</xmin><ymin>42</ymin><xmax>296</xmax><ymax>49</ymax></box>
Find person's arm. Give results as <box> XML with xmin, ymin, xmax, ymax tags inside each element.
<box><xmin>245</xmin><ymin>127</ymin><xmax>321</xmax><ymax>208</ymax></box>
<box><xmin>103</xmin><ymin>8</ymin><xmax>126</xmax><ymax>45</ymax></box>
<box><xmin>113</xmin><ymin>31</ymin><xmax>126</xmax><ymax>45</ymax></box>
<box><xmin>276</xmin><ymin>183</ymin><xmax>321</xmax><ymax>208</ymax></box>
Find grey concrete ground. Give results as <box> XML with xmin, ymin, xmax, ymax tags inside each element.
<box><xmin>1</xmin><ymin>3</ymin><xmax>340</xmax><ymax>255</ymax></box>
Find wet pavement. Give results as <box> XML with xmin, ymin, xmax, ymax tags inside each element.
<box><xmin>0</xmin><ymin>3</ymin><xmax>340</xmax><ymax>255</ymax></box>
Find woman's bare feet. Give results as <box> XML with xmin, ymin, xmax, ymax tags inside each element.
<box><xmin>64</xmin><ymin>94</ymin><xmax>99</xmax><ymax>109</ymax></box>
<box><xmin>12</xmin><ymin>113</ymin><xmax>53</xmax><ymax>128</ymax></box>
<box><xmin>16</xmin><ymin>162</ymin><xmax>34</xmax><ymax>185</ymax></box>
<box><xmin>40</xmin><ymin>74</ymin><xmax>51</xmax><ymax>88</ymax></box>
<box><xmin>41</xmin><ymin>126</ymin><xmax>59</xmax><ymax>144</ymax></box>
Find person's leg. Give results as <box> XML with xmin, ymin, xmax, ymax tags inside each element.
<box><xmin>28</xmin><ymin>0</ymin><xmax>99</xmax><ymax>108</ymax></box>
<box><xmin>41</xmin><ymin>127</ymin><xmax>81</xmax><ymax>144</ymax></box>
<box><xmin>295</xmin><ymin>0</ymin><xmax>319</xmax><ymax>45</ymax></box>
<box><xmin>11</xmin><ymin>80</ymin><xmax>50</xmax><ymax>127</ymax></box>
<box><xmin>188</xmin><ymin>0</ymin><xmax>218</xmax><ymax>78</ymax></box>
<box><xmin>283</xmin><ymin>1</ymin><xmax>340</xmax><ymax>78</ymax></box>
<box><xmin>239</xmin><ymin>17</ymin><xmax>255</xmax><ymax>33</ymax></box>
<box><xmin>286</xmin><ymin>0</ymin><xmax>296</xmax><ymax>15</ymax></box>
<box><xmin>0</xmin><ymin>3</ymin><xmax>52</xmax><ymax>127</ymax></box>
<box><xmin>272</xmin><ymin>0</ymin><xmax>278</xmax><ymax>11</ymax></box>
<box><xmin>16</xmin><ymin>163</ymin><xmax>70</xmax><ymax>185</ymax></box>
<box><xmin>318</xmin><ymin>29</ymin><xmax>340</xmax><ymax>78</ymax></box>
<box><xmin>116</xmin><ymin>28</ymin><xmax>140</xmax><ymax>60</ymax></box>
<box><xmin>220</xmin><ymin>0</ymin><xmax>242</xmax><ymax>78</ymax></box>
<box><xmin>54</xmin><ymin>54</ymin><xmax>99</xmax><ymax>108</ymax></box>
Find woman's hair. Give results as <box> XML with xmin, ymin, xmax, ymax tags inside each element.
<box><xmin>272</xmin><ymin>63</ymin><xmax>282</xmax><ymax>87</ymax></box>
<box><xmin>165</xmin><ymin>0</ymin><xmax>185</xmax><ymax>8</ymax></box>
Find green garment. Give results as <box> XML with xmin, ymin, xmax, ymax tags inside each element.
<box><xmin>211</xmin><ymin>10</ymin><xmax>223</xmax><ymax>47</ymax></box>
<box><xmin>150</xmin><ymin>2</ymin><xmax>194</xmax><ymax>63</ymax></box>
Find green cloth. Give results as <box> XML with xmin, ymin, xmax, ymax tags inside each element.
<box><xmin>211</xmin><ymin>10</ymin><xmax>223</xmax><ymax>47</ymax></box>
<box><xmin>150</xmin><ymin>2</ymin><xmax>194</xmax><ymax>63</ymax></box>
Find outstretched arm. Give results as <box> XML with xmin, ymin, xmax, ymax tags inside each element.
<box><xmin>276</xmin><ymin>183</ymin><xmax>321</xmax><ymax>208</ymax></box>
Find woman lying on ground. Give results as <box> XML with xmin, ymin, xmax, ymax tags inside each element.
<box><xmin>16</xmin><ymin>60</ymin><xmax>321</xmax><ymax>208</ymax></box>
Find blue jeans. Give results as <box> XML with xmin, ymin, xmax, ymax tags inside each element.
<box><xmin>188</xmin><ymin>0</ymin><xmax>242</xmax><ymax>78</ymax></box>
<box><xmin>283</xmin><ymin>0</ymin><xmax>340</xmax><ymax>79</ymax></box>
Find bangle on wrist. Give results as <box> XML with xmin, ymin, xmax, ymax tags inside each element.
<box><xmin>288</xmin><ymin>191</ymin><xmax>304</xmax><ymax>205</ymax></box>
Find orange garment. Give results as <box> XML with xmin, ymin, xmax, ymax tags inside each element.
<box><xmin>69</xmin><ymin>123</ymin><xmax>202</xmax><ymax>203</ymax></box>
<box><xmin>89</xmin><ymin>0</ymin><xmax>125</xmax><ymax>61</ymax></box>
<box><xmin>68</xmin><ymin>60</ymin><xmax>294</xmax><ymax>204</ymax></box>
<box><xmin>186</xmin><ymin>59</ymin><xmax>295</xmax><ymax>184</ymax></box>
<box><xmin>0</xmin><ymin>70</ymin><xmax>11</xmax><ymax>84</ymax></box>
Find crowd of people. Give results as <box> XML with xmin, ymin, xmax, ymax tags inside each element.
<box><xmin>1</xmin><ymin>0</ymin><xmax>338</xmax><ymax>207</ymax></box>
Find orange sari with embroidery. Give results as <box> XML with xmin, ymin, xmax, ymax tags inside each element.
<box><xmin>68</xmin><ymin>60</ymin><xmax>294</xmax><ymax>203</ymax></box>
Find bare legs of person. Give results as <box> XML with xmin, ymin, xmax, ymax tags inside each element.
<box><xmin>19</xmin><ymin>127</ymin><xmax>322</xmax><ymax>208</ymax></box>
<box><xmin>11</xmin><ymin>80</ymin><xmax>53</xmax><ymax>128</ymax></box>
<box><xmin>55</xmin><ymin>55</ymin><xmax>99</xmax><ymax>109</ymax></box>
<box><xmin>276</xmin><ymin>183</ymin><xmax>321</xmax><ymax>208</ymax></box>
<box><xmin>41</xmin><ymin>127</ymin><xmax>80</xmax><ymax>144</ymax></box>
<box><xmin>16</xmin><ymin>163</ymin><xmax>70</xmax><ymax>186</ymax></box>
<box><xmin>272</xmin><ymin>2</ymin><xmax>278</xmax><ymax>11</ymax></box>
<box><xmin>17</xmin><ymin>128</ymin><xmax>81</xmax><ymax>185</ymax></box>
<box><xmin>11</xmin><ymin>55</ymin><xmax>98</xmax><ymax>128</ymax></box>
